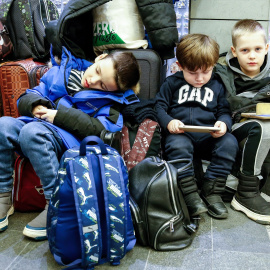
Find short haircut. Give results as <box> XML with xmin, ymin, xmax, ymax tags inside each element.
<box><xmin>232</xmin><ymin>19</ymin><xmax>267</xmax><ymax>47</ymax></box>
<box><xmin>105</xmin><ymin>51</ymin><xmax>140</xmax><ymax>94</ymax></box>
<box><xmin>176</xmin><ymin>33</ymin><xmax>219</xmax><ymax>71</ymax></box>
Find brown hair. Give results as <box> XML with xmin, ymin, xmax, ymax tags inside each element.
<box><xmin>176</xmin><ymin>33</ymin><xmax>220</xmax><ymax>71</ymax></box>
<box><xmin>105</xmin><ymin>51</ymin><xmax>140</xmax><ymax>94</ymax></box>
<box><xmin>232</xmin><ymin>19</ymin><xmax>267</xmax><ymax>47</ymax></box>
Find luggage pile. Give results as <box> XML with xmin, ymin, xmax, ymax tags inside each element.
<box><xmin>0</xmin><ymin>0</ymin><xmax>200</xmax><ymax>269</ymax></box>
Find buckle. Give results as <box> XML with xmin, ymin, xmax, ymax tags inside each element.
<box><xmin>0</xmin><ymin>25</ymin><xmax>9</xmax><ymax>35</ymax></box>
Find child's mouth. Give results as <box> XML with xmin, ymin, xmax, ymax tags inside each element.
<box><xmin>85</xmin><ymin>80</ymin><xmax>89</xmax><ymax>88</ymax></box>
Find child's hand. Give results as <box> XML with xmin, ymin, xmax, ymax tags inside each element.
<box><xmin>211</xmin><ymin>121</ymin><xmax>227</xmax><ymax>138</ymax></box>
<box><xmin>35</xmin><ymin>108</ymin><xmax>57</xmax><ymax>124</ymax></box>
<box><xmin>167</xmin><ymin>119</ymin><xmax>185</xmax><ymax>134</ymax></box>
<box><xmin>32</xmin><ymin>105</ymin><xmax>48</xmax><ymax>117</ymax></box>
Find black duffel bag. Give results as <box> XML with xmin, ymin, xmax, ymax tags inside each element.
<box><xmin>129</xmin><ymin>156</ymin><xmax>199</xmax><ymax>251</ymax></box>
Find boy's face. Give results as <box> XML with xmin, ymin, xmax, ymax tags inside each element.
<box><xmin>177</xmin><ymin>63</ymin><xmax>213</xmax><ymax>88</ymax></box>
<box><xmin>81</xmin><ymin>54</ymin><xmax>118</xmax><ymax>91</ymax></box>
<box><xmin>231</xmin><ymin>32</ymin><xmax>269</xmax><ymax>78</ymax></box>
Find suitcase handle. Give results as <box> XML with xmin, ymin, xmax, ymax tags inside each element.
<box><xmin>80</xmin><ymin>135</ymin><xmax>108</xmax><ymax>156</ymax></box>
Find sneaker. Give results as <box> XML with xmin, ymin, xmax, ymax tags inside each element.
<box><xmin>0</xmin><ymin>192</ymin><xmax>14</xmax><ymax>232</ymax></box>
<box><xmin>231</xmin><ymin>195</ymin><xmax>270</xmax><ymax>225</ymax></box>
<box><xmin>23</xmin><ymin>203</ymin><xmax>48</xmax><ymax>240</ymax></box>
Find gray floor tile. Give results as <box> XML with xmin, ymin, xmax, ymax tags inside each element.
<box><xmin>1</xmin><ymin>196</ymin><xmax>270</xmax><ymax>270</ymax></box>
<box><xmin>212</xmin><ymin>206</ymin><xmax>270</xmax><ymax>254</ymax></box>
<box><xmin>145</xmin><ymin>248</ymin><xmax>212</xmax><ymax>270</ymax></box>
<box><xmin>212</xmin><ymin>250</ymin><xmax>270</xmax><ymax>270</ymax></box>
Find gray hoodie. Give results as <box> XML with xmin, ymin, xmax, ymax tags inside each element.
<box><xmin>215</xmin><ymin>50</ymin><xmax>270</xmax><ymax>120</ymax></box>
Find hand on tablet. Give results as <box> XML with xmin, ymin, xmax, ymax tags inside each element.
<box><xmin>211</xmin><ymin>121</ymin><xmax>227</xmax><ymax>138</ymax></box>
<box><xmin>167</xmin><ymin>119</ymin><xmax>185</xmax><ymax>134</ymax></box>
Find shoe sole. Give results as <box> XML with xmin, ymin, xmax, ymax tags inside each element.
<box><xmin>191</xmin><ymin>207</ymin><xmax>208</xmax><ymax>216</ymax></box>
<box><xmin>0</xmin><ymin>205</ymin><xmax>14</xmax><ymax>232</ymax></box>
<box><xmin>207</xmin><ymin>209</ymin><xmax>228</xmax><ymax>219</ymax></box>
<box><xmin>23</xmin><ymin>226</ymin><xmax>47</xmax><ymax>241</ymax></box>
<box><xmin>231</xmin><ymin>197</ymin><xmax>270</xmax><ymax>225</ymax></box>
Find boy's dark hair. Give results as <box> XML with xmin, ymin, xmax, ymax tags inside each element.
<box><xmin>106</xmin><ymin>51</ymin><xmax>140</xmax><ymax>94</ymax></box>
<box><xmin>232</xmin><ymin>19</ymin><xmax>267</xmax><ymax>47</ymax></box>
<box><xmin>176</xmin><ymin>33</ymin><xmax>219</xmax><ymax>71</ymax></box>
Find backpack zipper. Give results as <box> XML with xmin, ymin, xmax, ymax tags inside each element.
<box><xmin>164</xmin><ymin>161</ymin><xmax>178</xmax><ymax>214</ymax></box>
<box><xmin>153</xmin><ymin>215</ymin><xmax>181</xmax><ymax>249</ymax></box>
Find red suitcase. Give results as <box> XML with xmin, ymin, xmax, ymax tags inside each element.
<box><xmin>0</xmin><ymin>58</ymin><xmax>49</xmax><ymax>117</ymax></box>
<box><xmin>13</xmin><ymin>156</ymin><xmax>46</xmax><ymax>212</ymax></box>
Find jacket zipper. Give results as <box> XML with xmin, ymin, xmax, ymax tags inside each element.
<box><xmin>15</xmin><ymin>158</ymin><xmax>25</xmax><ymax>201</ymax></box>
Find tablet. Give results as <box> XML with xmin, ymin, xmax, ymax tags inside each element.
<box><xmin>241</xmin><ymin>113</ymin><xmax>270</xmax><ymax>119</ymax></box>
<box><xmin>180</xmin><ymin>125</ymin><xmax>221</xmax><ymax>133</ymax></box>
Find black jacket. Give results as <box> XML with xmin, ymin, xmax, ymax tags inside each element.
<box><xmin>46</xmin><ymin>0</ymin><xmax>178</xmax><ymax>61</ymax></box>
<box><xmin>155</xmin><ymin>72</ymin><xmax>232</xmax><ymax>132</ymax></box>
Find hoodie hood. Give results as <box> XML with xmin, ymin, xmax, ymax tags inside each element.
<box><xmin>226</xmin><ymin>50</ymin><xmax>270</xmax><ymax>81</ymax></box>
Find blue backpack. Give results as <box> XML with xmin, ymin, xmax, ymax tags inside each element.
<box><xmin>47</xmin><ymin>136</ymin><xmax>136</xmax><ymax>269</ymax></box>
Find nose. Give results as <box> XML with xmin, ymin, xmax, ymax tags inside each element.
<box><xmin>249</xmin><ymin>51</ymin><xmax>255</xmax><ymax>59</ymax></box>
<box><xmin>90</xmin><ymin>75</ymin><xmax>100</xmax><ymax>85</ymax></box>
<box><xmin>195</xmin><ymin>73</ymin><xmax>203</xmax><ymax>82</ymax></box>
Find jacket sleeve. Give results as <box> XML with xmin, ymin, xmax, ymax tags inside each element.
<box><xmin>155</xmin><ymin>79</ymin><xmax>174</xmax><ymax>130</ymax></box>
<box><xmin>216</xmin><ymin>83</ymin><xmax>233</xmax><ymax>131</ymax></box>
<box><xmin>135</xmin><ymin>0</ymin><xmax>178</xmax><ymax>60</ymax></box>
<box><xmin>53</xmin><ymin>104</ymin><xmax>115</xmax><ymax>140</ymax></box>
<box><xmin>17</xmin><ymin>68</ymin><xmax>56</xmax><ymax>117</ymax></box>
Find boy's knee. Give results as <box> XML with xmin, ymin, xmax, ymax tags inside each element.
<box><xmin>0</xmin><ymin>117</ymin><xmax>21</xmax><ymax>134</ymax></box>
<box><xmin>220</xmin><ymin>133</ymin><xmax>239</xmax><ymax>154</ymax></box>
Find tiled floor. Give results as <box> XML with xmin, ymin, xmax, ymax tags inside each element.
<box><xmin>1</xmin><ymin>196</ymin><xmax>270</xmax><ymax>270</ymax></box>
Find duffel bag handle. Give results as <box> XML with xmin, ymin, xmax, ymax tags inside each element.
<box><xmin>80</xmin><ymin>135</ymin><xmax>108</xmax><ymax>156</ymax></box>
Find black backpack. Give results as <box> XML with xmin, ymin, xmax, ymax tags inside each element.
<box><xmin>0</xmin><ymin>0</ymin><xmax>59</xmax><ymax>61</ymax></box>
<box><xmin>129</xmin><ymin>156</ymin><xmax>198</xmax><ymax>251</ymax></box>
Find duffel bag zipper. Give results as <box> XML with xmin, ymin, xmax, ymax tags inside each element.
<box><xmin>153</xmin><ymin>215</ymin><xmax>181</xmax><ymax>249</ymax></box>
<box><xmin>15</xmin><ymin>158</ymin><xmax>25</xmax><ymax>201</ymax></box>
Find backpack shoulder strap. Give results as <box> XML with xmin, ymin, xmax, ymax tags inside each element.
<box><xmin>121</xmin><ymin>119</ymin><xmax>158</xmax><ymax>171</ymax></box>
<box><xmin>98</xmin><ymin>147</ymin><xmax>130</xmax><ymax>265</ymax></box>
<box><xmin>72</xmin><ymin>152</ymin><xmax>102</xmax><ymax>269</ymax></box>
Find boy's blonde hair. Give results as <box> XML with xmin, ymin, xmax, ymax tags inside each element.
<box><xmin>232</xmin><ymin>19</ymin><xmax>267</xmax><ymax>47</ymax></box>
<box><xmin>176</xmin><ymin>33</ymin><xmax>219</xmax><ymax>72</ymax></box>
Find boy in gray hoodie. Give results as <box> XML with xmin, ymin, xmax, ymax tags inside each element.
<box><xmin>215</xmin><ymin>19</ymin><xmax>270</xmax><ymax>225</ymax></box>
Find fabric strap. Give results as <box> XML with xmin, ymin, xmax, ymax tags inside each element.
<box><xmin>121</xmin><ymin>119</ymin><xmax>158</xmax><ymax>171</ymax></box>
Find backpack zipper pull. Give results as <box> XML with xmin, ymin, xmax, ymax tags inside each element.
<box><xmin>170</xmin><ymin>220</ymin><xmax>174</xmax><ymax>232</ymax></box>
<box><xmin>169</xmin><ymin>216</ymin><xmax>178</xmax><ymax>232</ymax></box>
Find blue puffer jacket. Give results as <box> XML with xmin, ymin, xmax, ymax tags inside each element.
<box><xmin>17</xmin><ymin>47</ymin><xmax>139</xmax><ymax>148</ymax></box>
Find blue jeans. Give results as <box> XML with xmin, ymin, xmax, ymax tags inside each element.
<box><xmin>0</xmin><ymin>117</ymin><xmax>65</xmax><ymax>199</ymax></box>
<box><xmin>165</xmin><ymin>132</ymin><xmax>239</xmax><ymax>179</ymax></box>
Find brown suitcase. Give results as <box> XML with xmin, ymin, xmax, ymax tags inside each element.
<box><xmin>0</xmin><ymin>58</ymin><xmax>49</xmax><ymax>117</ymax></box>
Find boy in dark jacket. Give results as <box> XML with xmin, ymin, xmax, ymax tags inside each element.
<box><xmin>155</xmin><ymin>34</ymin><xmax>238</xmax><ymax>219</ymax></box>
<box><xmin>0</xmin><ymin>47</ymin><xmax>140</xmax><ymax>240</ymax></box>
<box><xmin>215</xmin><ymin>19</ymin><xmax>270</xmax><ymax>224</ymax></box>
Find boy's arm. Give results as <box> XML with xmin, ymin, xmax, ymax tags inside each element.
<box><xmin>17</xmin><ymin>68</ymin><xmax>55</xmax><ymax>117</ymax></box>
<box><xmin>215</xmin><ymin>83</ymin><xmax>233</xmax><ymax>131</ymax></box>
<box><xmin>53</xmin><ymin>104</ymin><xmax>117</xmax><ymax>139</ymax></box>
<box><xmin>155</xmin><ymin>80</ymin><xmax>175</xmax><ymax>130</ymax></box>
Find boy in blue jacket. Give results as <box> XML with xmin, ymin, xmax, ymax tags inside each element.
<box><xmin>155</xmin><ymin>34</ymin><xmax>238</xmax><ymax>219</ymax></box>
<box><xmin>0</xmin><ymin>47</ymin><xmax>140</xmax><ymax>240</ymax></box>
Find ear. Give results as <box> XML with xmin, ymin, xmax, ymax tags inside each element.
<box><xmin>265</xmin><ymin>43</ymin><xmax>269</xmax><ymax>54</ymax></box>
<box><xmin>231</xmin><ymin>46</ymin><xmax>237</xmax><ymax>57</ymax></box>
<box><xmin>176</xmin><ymin>61</ymin><xmax>184</xmax><ymax>71</ymax></box>
<box><xmin>95</xmin><ymin>53</ymin><xmax>108</xmax><ymax>63</ymax></box>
